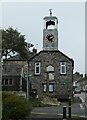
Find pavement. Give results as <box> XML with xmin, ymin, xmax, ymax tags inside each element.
<box><xmin>27</xmin><ymin>114</ymin><xmax>87</xmax><ymax>120</ymax></box>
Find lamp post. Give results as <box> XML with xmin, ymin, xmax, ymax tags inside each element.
<box><xmin>27</xmin><ymin>74</ymin><xmax>32</xmax><ymax>100</ymax></box>
<box><xmin>26</xmin><ymin>60</ymin><xmax>32</xmax><ymax>100</ymax></box>
<box><xmin>23</xmin><ymin>63</ymin><xmax>29</xmax><ymax>100</ymax></box>
<box><xmin>27</xmin><ymin>61</ymin><xmax>29</xmax><ymax>100</ymax></box>
<box><xmin>27</xmin><ymin>70</ymin><xmax>29</xmax><ymax>100</ymax></box>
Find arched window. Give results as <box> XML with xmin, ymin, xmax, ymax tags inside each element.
<box><xmin>46</xmin><ymin>20</ymin><xmax>55</xmax><ymax>29</ymax></box>
<box><xmin>46</xmin><ymin>65</ymin><xmax>54</xmax><ymax>80</ymax></box>
<box><xmin>46</xmin><ymin>65</ymin><xmax>54</xmax><ymax>72</ymax></box>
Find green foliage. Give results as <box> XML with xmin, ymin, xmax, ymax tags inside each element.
<box><xmin>2</xmin><ymin>92</ymin><xmax>32</xmax><ymax>120</ymax></box>
<box><xmin>29</xmin><ymin>96</ymin><xmax>46</xmax><ymax>107</ymax></box>
<box><xmin>2</xmin><ymin>27</ymin><xmax>33</xmax><ymax>59</ymax></box>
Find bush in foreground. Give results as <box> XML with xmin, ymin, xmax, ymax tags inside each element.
<box><xmin>2</xmin><ymin>92</ymin><xmax>32</xmax><ymax>120</ymax></box>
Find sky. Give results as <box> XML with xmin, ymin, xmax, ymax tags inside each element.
<box><xmin>1</xmin><ymin>2</ymin><xmax>85</xmax><ymax>74</ymax></box>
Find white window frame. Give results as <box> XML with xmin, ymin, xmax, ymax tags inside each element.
<box><xmin>60</xmin><ymin>62</ymin><xmax>66</xmax><ymax>74</ymax></box>
<box><xmin>43</xmin><ymin>84</ymin><xmax>47</xmax><ymax>92</ymax></box>
<box><xmin>35</xmin><ymin>62</ymin><xmax>41</xmax><ymax>75</ymax></box>
<box><xmin>2</xmin><ymin>78</ymin><xmax>13</xmax><ymax>86</ymax></box>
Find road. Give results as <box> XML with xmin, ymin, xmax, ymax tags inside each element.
<box><xmin>74</xmin><ymin>91</ymin><xmax>87</xmax><ymax>103</ymax></box>
<box><xmin>30</xmin><ymin>92</ymin><xmax>87</xmax><ymax>118</ymax></box>
<box><xmin>73</xmin><ymin>92</ymin><xmax>87</xmax><ymax>117</ymax></box>
<box><xmin>31</xmin><ymin>104</ymin><xmax>86</xmax><ymax>118</ymax></box>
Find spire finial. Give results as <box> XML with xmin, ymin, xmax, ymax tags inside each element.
<box><xmin>49</xmin><ymin>8</ymin><xmax>52</xmax><ymax>16</ymax></box>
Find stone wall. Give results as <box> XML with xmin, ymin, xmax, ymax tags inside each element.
<box><xmin>29</xmin><ymin>51</ymin><xmax>74</xmax><ymax>99</ymax></box>
<box><xmin>2</xmin><ymin>60</ymin><xmax>28</xmax><ymax>92</ymax></box>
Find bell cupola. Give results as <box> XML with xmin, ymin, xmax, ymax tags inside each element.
<box><xmin>43</xmin><ymin>9</ymin><xmax>58</xmax><ymax>51</ymax></box>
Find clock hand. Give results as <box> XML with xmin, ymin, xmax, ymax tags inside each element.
<box><xmin>50</xmin><ymin>36</ymin><xmax>54</xmax><ymax>39</ymax></box>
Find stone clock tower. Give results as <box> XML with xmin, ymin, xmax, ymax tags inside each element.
<box><xmin>28</xmin><ymin>10</ymin><xmax>74</xmax><ymax>100</ymax></box>
<box><xmin>43</xmin><ymin>9</ymin><xmax>58</xmax><ymax>50</ymax></box>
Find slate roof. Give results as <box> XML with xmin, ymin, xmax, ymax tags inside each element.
<box><xmin>4</xmin><ymin>52</ymin><xmax>34</xmax><ymax>61</ymax></box>
<box><xmin>29</xmin><ymin>50</ymin><xmax>74</xmax><ymax>61</ymax></box>
<box><xmin>28</xmin><ymin>50</ymin><xmax>74</xmax><ymax>69</ymax></box>
<box><xmin>5</xmin><ymin>54</ymin><xmax>27</xmax><ymax>61</ymax></box>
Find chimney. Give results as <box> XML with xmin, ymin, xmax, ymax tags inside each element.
<box><xmin>85</xmin><ymin>74</ymin><xmax>87</xmax><ymax>78</ymax></box>
<box><xmin>32</xmin><ymin>48</ymin><xmax>37</xmax><ymax>54</ymax></box>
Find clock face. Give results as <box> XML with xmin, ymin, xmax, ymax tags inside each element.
<box><xmin>46</xmin><ymin>34</ymin><xmax>54</xmax><ymax>42</ymax></box>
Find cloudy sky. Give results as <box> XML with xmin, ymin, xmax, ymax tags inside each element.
<box><xmin>1</xmin><ymin>2</ymin><xmax>85</xmax><ymax>74</ymax></box>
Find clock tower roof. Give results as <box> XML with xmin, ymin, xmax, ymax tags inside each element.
<box><xmin>43</xmin><ymin>9</ymin><xmax>58</xmax><ymax>23</ymax></box>
<box><xmin>43</xmin><ymin>16</ymin><xmax>58</xmax><ymax>22</ymax></box>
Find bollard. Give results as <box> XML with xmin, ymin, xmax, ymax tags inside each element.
<box><xmin>63</xmin><ymin>106</ymin><xmax>67</xmax><ymax>120</ymax></box>
<box><xmin>68</xmin><ymin>106</ymin><xmax>71</xmax><ymax>118</ymax></box>
<box><xmin>68</xmin><ymin>97</ymin><xmax>71</xmax><ymax>118</ymax></box>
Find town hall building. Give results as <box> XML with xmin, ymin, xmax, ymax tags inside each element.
<box><xmin>28</xmin><ymin>10</ymin><xmax>74</xmax><ymax>100</ymax></box>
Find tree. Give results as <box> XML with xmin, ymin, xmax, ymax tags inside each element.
<box><xmin>2</xmin><ymin>27</ymin><xmax>33</xmax><ymax>59</ymax></box>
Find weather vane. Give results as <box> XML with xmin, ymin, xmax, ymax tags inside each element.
<box><xmin>49</xmin><ymin>8</ymin><xmax>52</xmax><ymax>16</ymax></box>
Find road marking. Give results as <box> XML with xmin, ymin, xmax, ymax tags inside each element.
<box><xmin>31</xmin><ymin>112</ymin><xmax>57</xmax><ymax>115</ymax></box>
<box><xmin>80</xmin><ymin>104</ymin><xmax>84</xmax><ymax>110</ymax></box>
<box><xmin>80</xmin><ymin>97</ymin><xmax>85</xmax><ymax>103</ymax></box>
<box><xmin>31</xmin><ymin>112</ymin><xmax>48</xmax><ymax>115</ymax></box>
<box><xmin>80</xmin><ymin>97</ymin><xmax>87</xmax><ymax>107</ymax></box>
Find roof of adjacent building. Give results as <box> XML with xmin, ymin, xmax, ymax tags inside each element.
<box><xmin>3</xmin><ymin>52</ymin><xmax>34</xmax><ymax>61</ymax></box>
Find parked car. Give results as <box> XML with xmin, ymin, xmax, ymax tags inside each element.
<box><xmin>74</xmin><ymin>86</ymin><xmax>81</xmax><ymax>94</ymax></box>
<box><xmin>82</xmin><ymin>86</ymin><xmax>86</xmax><ymax>92</ymax></box>
<box><xmin>85</xmin><ymin>85</ymin><xmax>87</xmax><ymax>92</ymax></box>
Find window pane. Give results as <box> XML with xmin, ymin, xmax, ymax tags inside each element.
<box><xmin>43</xmin><ymin>84</ymin><xmax>46</xmax><ymax>92</ymax></box>
<box><xmin>9</xmin><ymin>79</ymin><xmax>13</xmax><ymax>85</ymax></box>
<box><xmin>49</xmin><ymin>84</ymin><xmax>54</xmax><ymax>92</ymax></box>
<box><xmin>2</xmin><ymin>79</ymin><xmax>4</xmax><ymax>85</ymax></box>
<box><xmin>36</xmin><ymin>67</ymin><xmax>39</xmax><ymax>73</ymax></box>
<box><xmin>62</xmin><ymin>66</ymin><xmax>65</xmax><ymax>73</ymax></box>
<box><xmin>60</xmin><ymin>62</ymin><xmax>66</xmax><ymax>74</ymax></box>
<box><xmin>36</xmin><ymin>63</ymin><xmax>39</xmax><ymax>66</ymax></box>
<box><xmin>49</xmin><ymin>73</ymin><xmax>54</xmax><ymax>80</ymax></box>
<box><xmin>4</xmin><ymin>79</ymin><xmax>8</xmax><ymax>85</ymax></box>
<box><xmin>61</xmin><ymin>62</ymin><xmax>65</xmax><ymax>65</ymax></box>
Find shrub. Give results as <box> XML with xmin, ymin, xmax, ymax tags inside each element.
<box><xmin>29</xmin><ymin>96</ymin><xmax>47</xmax><ymax>107</ymax></box>
<box><xmin>2</xmin><ymin>92</ymin><xmax>32</xmax><ymax>120</ymax></box>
